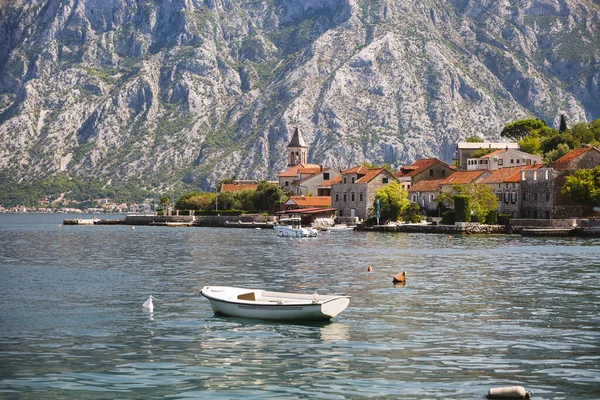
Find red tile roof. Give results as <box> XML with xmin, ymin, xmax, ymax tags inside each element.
<box><xmin>407</xmin><ymin>179</ymin><xmax>443</xmax><ymax>192</ymax></box>
<box><xmin>356</xmin><ymin>168</ymin><xmax>387</xmax><ymax>183</ymax></box>
<box><xmin>318</xmin><ymin>175</ymin><xmax>343</xmax><ymax>187</ymax></box>
<box><xmin>441</xmin><ymin>170</ymin><xmax>488</xmax><ymax>185</ymax></box>
<box><xmin>342</xmin><ymin>165</ymin><xmax>371</xmax><ymax>175</ymax></box>
<box><xmin>552</xmin><ymin>147</ymin><xmax>598</xmax><ymax>170</ymax></box>
<box><xmin>278</xmin><ymin>163</ymin><xmax>322</xmax><ymax>177</ymax></box>
<box><xmin>395</xmin><ymin>158</ymin><xmax>454</xmax><ymax>177</ymax></box>
<box><xmin>479</xmin><ymin>149</ymin><xmax>507</xmax><ymax>158</ymax></box>
<box><xmin>480</xmin><ymin>166</ymin><xmax>526</xmax><ymax>184</ymax></box>
<box><xmin>285</xmin><ymin>196</ymin><xmax>331</xmax><ymax>208</ymax></box>
<box><xmin>221</xmin><ymin>183</ymin><xmax>259</xmax><ymax>192</ymax></box>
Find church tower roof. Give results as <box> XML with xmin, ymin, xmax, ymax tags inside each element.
<box><xmin>288</xmin><ymin>127</ymin><xmax>307</xmax><ymax>148</ymax></box>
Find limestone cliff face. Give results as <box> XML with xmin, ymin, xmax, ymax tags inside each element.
<box><xmin>0</xmin><ymin>0</ymin><xmax>598</xmax><ymax>190</ymax></box>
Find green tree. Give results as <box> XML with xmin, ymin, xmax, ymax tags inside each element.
<box><xmin>175</xmin><ymin>192</ymin><xmax>214</xmax><ymax>210</ymax></box>
<box><xmin>436</xmin><ymin>183</ymin><xmax>497</xmax><ymax>223</ymax></box>
<box><xmin>561</xmin><ymin>166</ymin><xmax>600</xmax><ymax>208</ymax></box>
<box><xmin>253</xmin><ymin>181</ymin><xmax>287</xmax><ymax>213</ymax></box>
<box><xmin>454</xmin><ymin>195</ymin><xmax>471</xmax><ymax>222</ymax></box>
<box><xmin>519</xmin><ymin>135</ymin><xmax>542</xmax><ymax>155</ymax></box>
<box><xmin>159</xmin><ymin>195</ymin><xmax>170</xmax><ymax>214</ymax></box>
<box><xmin>501</xmin><ymin>118</ymin><xmax>554</xmax><ymax>140</ymax></box>
<box><xmin>465</xmin><ymin>136</ymin><xmax>484</xmax><ymax>143</ymax></box>
<box><xmin>589</xmin><ymin>118</ymin><xmax>600</xmax><ymax>142</ymax></box>
<box><xmin>559</xmin><ymin>114</ymin><xmax>568</xmax><ymax>133</ymax></box>
<box><xmin>373</xmin><ymin>181</ymin><xmax>410</xmax><ymax>222</ymax></box>
<box><xmin>570</xmin><ymin>122</ymin><xmax>594</xmax><ymax>144</ymax></box>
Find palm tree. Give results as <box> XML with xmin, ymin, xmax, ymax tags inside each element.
<box><xmin>159</xmin><ymin>196</ymin><xmax>170</xmax><ymax>215</ymax></box>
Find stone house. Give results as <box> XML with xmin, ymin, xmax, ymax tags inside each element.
<box><xmin>395</xmin><ymin>158</ymin><xmax>455</xmax><ymax>190</ymax></box>
<box><xmin>467</xmin><ymin>148</ymin><xmax>542</xmax><ymax>171</ymax></box>
<box><xmin>480</xmin><ymin>166</ymin><xmax>537</xmax><ymax>217</ymax></box>
<box><xmin>331</xmin><ymin>166</ymin><xmax>398</xmax><ymax>220</ymax></box>
<box><xmin>520</xmin><ymin>146</ymin><xmax>600</xmax><ymax>218</ymax></box>
<box><xmin>407</xmin><ymin>179</ymin><xmax>443</xmax><ymax>215</ymax></box>
<box><xmin>408</xmin><ymin>170</ymin><xmax>490</xmax><ymax>216</ymax></box>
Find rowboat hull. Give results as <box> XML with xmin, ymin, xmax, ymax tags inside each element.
<box><xmin>200</xmin><ymin>286</ymin><xmax>350</xmax><ymax>321</ymax></box>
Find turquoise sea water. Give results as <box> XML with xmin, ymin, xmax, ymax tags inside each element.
<box><xmin>0</xmin><ymin>213</ymin><xmax>599</xmax><ymax>399</ymax></box>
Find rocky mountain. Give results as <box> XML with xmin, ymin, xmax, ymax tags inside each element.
<box><xmin>0</xmin><ymin>0</ymin><xmax>599</xmax><ymax>191</ymax></box>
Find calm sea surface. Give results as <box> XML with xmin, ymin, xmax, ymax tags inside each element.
<box><xmin>0</xmin><ymin>213</ymin><xmax>599</xmax><ymax>399</ymax></box>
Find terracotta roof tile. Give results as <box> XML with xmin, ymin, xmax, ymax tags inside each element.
<box><xmin>354</xmin><ymin>168</ymin><xmax>384</xmax><ymax>183</ymax></box>
<box><xmin>221</xmin><ymin>183</ymin><xmax>259</xmax><ymax>192</ymax></box>
<box><xmin>286</xmin><ymin>196</ymin><xmax>331</xmax><ymax>207</ymax></box>
<box><xmin>395</xmin><ymin>158</ymin><xmax>452</xmax><ymax>177</ymax></box>
<box><xmin>552</xmin><ymin>147</ymin><xmax>598</xmax><ymax>170</ymax></box>
<box><xmin>407</xmin><ymin>179</ymin><xmax>443</xmax><ymax>192</ymax></box>
<box><xmin>479</xmin><ymin>149</ymin><xmax>507</xmax><ymax>158</ymax></box>
<box><xmin>441</xmin><ymin>170</ymin><xmax>488</xmax><ymax>185</ymax></box>
<box><xmin>480</xmin><ymin>166</ymin><xmax>534</xmax><ymax>184</ymax></box>
<box><xmin>278</xmin><ymin>163</ymin><xmax>322</xmax><ymax>177</ymax></box>
<box><xmin>318</xmin><ymin>175</ymin><xmax>343</xmax><ymax>187</ymax></box>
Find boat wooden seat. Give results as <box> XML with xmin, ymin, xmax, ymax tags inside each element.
<box><xmin>237</xmin><ymin>292</ymin><xmax>256</xmax><ymax>301</ymax></box>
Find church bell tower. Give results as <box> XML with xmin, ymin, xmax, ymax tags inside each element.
<box><xmin>287</xmin><ymin>127</ymin><xmax>308</xmax><ymax>167</ymax></box>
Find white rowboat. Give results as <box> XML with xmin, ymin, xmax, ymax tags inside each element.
<box><xmin>200</xmin><ymin>286</ymin><xmax>350</xmax><ymax>321</ymax></box>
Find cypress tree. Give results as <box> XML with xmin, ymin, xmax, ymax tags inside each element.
<box><xmin>559</xmin><ymin>114</ymin><xmax>568</xmax><ymax>133</ymax></box>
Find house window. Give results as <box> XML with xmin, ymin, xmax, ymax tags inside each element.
<box><xmin>523</xmin><ymin>193</ymin><xmax>527</xmax><ymax>201</ymax></box>
<box><xmin>335</xmin><ymin>194</ymin><xmax>339</xmax><ymax>202</ymax></box>
<box><xmin>343</xmin><ymin>194</ymin><xmax>347</xmax><ymax>202</ymax></box>
<box><xmin>412</xmin><ymin>194</ymin><xmax>417</xmax><ymax>202</ymax></box>
<box><xmin>343</xmin><ymin>177</ymin><xmax>347</xmax><ymax>184</ymax></box>
<box><xmin>429</xmin><ymin>194</ymin><xmax>435</xmax><ymax>201</ymax></box>
<box><xmin>546</xmin><ymin>192</ymin><xmax>550</xmax><ymax>201</ymax></box>
<box><xmin>510</xmin><ymin>159</ymin><xmax>514</xmax><ymax>164</ymax></box>
<box><xmin>285</xmin><ymin>181</ymin><xmax>289</xmax><ymax>186</ymax></box>
<box><xmin>498</xmin><ymin>159</ymin><xmax>503</xmax><ymax>166</ymax></box>
<box><xmin>429</xmin><ymin>169</ymin><xmax>434</xmax><ymax>176</ymax></box>
<box><xmin>521</xmin><ymin>171</ymin><xmax>526</xmax><ymax>180</ymax></box>
<box><xmin>351</xmin><ymin>193</ymin><xmax>355</xmax><ymax>202</ymax></box>
<box><xmin>516</xmin><ymin>159</ymin><xmax>520</xmax><ymax>164</ymax></box>
<box><xmin>545</xmin><ymin>170</ymin><xmax>549</xmax><ymax>180</ymax></box>
<box><xmin>382</xmin><ymin>177</ymin><xmax>388</xmax><ymax>184</ymax></box>
<box><xmin>323</xmin><ymin>172</ymin><xmax>330</xmax><ymax>180</ymax></box>
<box><xmin>534</xmin><ymin>192</ymin><xmax>538</xmax><ymax>201</ymax></box>
<box><xmin>339</xmin><ymin>210</ymin><xmax>343</xmax><ymax>217</ymax></box>
<box><xmin>359</xmin><ymin>193</ymin><xmax>363</xmax><ymax>201</ymax></box>
<box><xmin>351</xmin><ymin>177</ymin><xmax>355</xmax><ymax>183</ymax></box>
<box><xmin>545</xmin><ymin>211</ymin><xmax>551</xmax><ymax>219</ymax></box>
<box><xmin>526</xmin><ymin>159</ymin><xmax>531</xmax><ymax>165</ymax></box>
<box><xmin>533</xmin><ymin>171</ymin><xmax>537</xmax><ymax>180</ymax></box>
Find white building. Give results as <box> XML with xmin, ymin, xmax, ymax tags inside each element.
<box><xmin>466</xmin><ymin>148</ymin><xmax>542</xmax><ymax>171</ymax></box>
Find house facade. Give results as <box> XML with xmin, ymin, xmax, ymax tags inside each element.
<box><xmin>481</xmin><ymin>166</ymin><xmax>536</xmax><ymax>217</ymax></box>
<box><xmin>395</xmin><ymin>158</ymin><xmax>455</xmax><ymax>189</ymax></box>
<box><xmin>455</xmin><ymin>142</ymin><xmax>519</xmax><ymax>170</ymax></box>
<box><xmin>467</xmin><ymin>148</ymin><xmax>542</xmax><ymax>171</ymax></box>
<box><xmin>408</xmin><ymin>180</ymin><xmax>443</xmax><ymax>215</ymax></box>
<box><xmin>520</xmin><ymin>147</ymin><xmax>600</xmax><ymax>218</ymax></box>
<box><xmin>331</xmin><ymin>166</ymin><xmax>398</xmax><ymax>220</ymax></box>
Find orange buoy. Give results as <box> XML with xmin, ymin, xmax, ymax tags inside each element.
<box><xmin>392</xmin><ymin>271</ymin><xmax>406</xmax><ymax>283</ymax></box>
<box><xmin>367</xmin><ymin>265</ymin><xmax>373</xmax><ymax>273</ymax></box>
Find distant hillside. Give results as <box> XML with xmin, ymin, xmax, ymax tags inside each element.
<box><xmin>0</xmin><ymin>0</ymin><xmax>598</xmax><ymax>192</ymax></box>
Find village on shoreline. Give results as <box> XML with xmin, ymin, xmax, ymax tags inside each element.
<box><xmin>41</xmin><ymin>124</ymin><xmax>599</xmax><ymax>238</ymax></box>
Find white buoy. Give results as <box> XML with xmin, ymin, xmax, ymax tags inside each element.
<box><xmin>131</xmin><ymin>226</ymin><xmax>135</xmax><ymax>231</ymax></box>
<box><xmin>143</xmin><ymin>295</ymin><xmax>155</xmax><ymax>312</ymax></box>
<box><xmin>486</xmin><ymin>386</ymin><xmax>532</xmax><ymax>399</ymax></box>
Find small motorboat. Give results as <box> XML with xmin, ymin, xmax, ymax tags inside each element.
<box><xmin>274</xmin><ymin>217</ymin><xmax>318</xmax><ymax>237</ymax></box>
<box><xmin>200</xmin><ymin>286</ymin><xmax>350</xmax><ymax>321</ymax></box>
